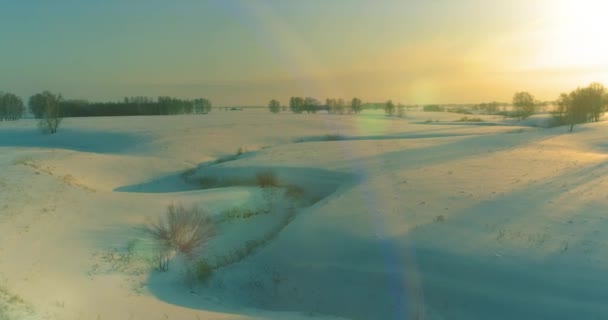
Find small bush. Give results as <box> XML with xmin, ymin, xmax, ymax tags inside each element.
<box><xmin>192</xmin><ymin>259</ymin><xmax>213</xmax><ymax>283</ymax></box>
<box><xmin>144</xmin><ymin>204</ymin><xmax>215</xmax><ymax>258</ymax></box>
<box><xmin>38</xmin><ymin>116</ymin><xmax>62</xmax><ymax>134</ymax></box>
<box><xmin>457</xmin><ymin>116</ymin><xmax>483</xmax><ymax>122</ymax></box>
<box><xmin>30</xmin><ymin>91</ymin><xmax>63</xmax><ymax>134</ymax></box>
<box><xmin>255</xmin><ymin>170</ymin><xmax>278</xmax><ymax>188</ymax></box>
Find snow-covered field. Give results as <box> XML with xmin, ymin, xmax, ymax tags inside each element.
<box><xmin>1</xmin><ymin>109</ymin><xmax>607</xmax><ymax>319</ymax></box>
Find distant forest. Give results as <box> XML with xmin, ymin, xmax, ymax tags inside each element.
<box><xmin>42</xmin><ymin>95</ymin><xmax>213</xmax><ymax>118</ymax></box>
<box><xmin>0</xmin><ymin>91</ymin><xmax>212</xmax><ymax>120</ymax></box>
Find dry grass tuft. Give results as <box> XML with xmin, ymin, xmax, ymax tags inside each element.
<box><xmin>255</xmin><ymin>170</ymin><xmax>279</xmax><ymax>188</ymax></box>
<box><xmin>144</xmin><ymin>204</ymin><xmax>215</xmax><ymax>257</ymax></box>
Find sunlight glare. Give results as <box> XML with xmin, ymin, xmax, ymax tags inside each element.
<box><xmin>539</xmin><ymin>0</ymin><xmax>608</xmax><ymax>69</ymax></box>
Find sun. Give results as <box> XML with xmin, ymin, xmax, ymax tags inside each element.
<box><xmin>537</xmin><ymin>0</ymin><xmax>608</xmax><ymax>69</ymax></box>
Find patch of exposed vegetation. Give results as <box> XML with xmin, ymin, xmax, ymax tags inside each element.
<box><xmin>219</xmin><ymin>206</ymin><xmax>265</xmax><ymax>221</ymax></box>
<box><xmin>0</xmin><ymin>285</ymin><xmax>32</xmax><ymax>320</ymax></box>
<box><xmin>457</xmin><ymin>116</ymin><xmax>483</xmax><ymax>122</ymax></box>
<box><xmin>294</xmin><ymin>134</ymin><xmax>345</xmax><ymax>143</ymax></box>
<box><xmin>255</xmin><ymin>170</ymin><xmax>279</xmax><ymax>188</ymax></box>
<box><xmin>143</xmin><ymin>204</ymin><xmax>215</xmax><ymax>271</ymax></box>
<box><xmin>214</xmin><ymin>147</ymin><xmax>247</xmax><ymax>164</ymax></box>
<box><xmin>211</xmin><ymin>207</ymin><xmax>297</xmax><ymax>271</ymax></box>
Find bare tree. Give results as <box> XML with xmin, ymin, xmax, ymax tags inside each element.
<box><xmin>326</xmin><ymin>98</ymin><xmax>336</xmax><ymax>114</ymax></box>
<box><xmin>512</xmin><ymin>91</ymin><xmax>536</xmax><ymax>120</ymax></box>
<box><xmin>268</xmin><ymin>99</ymin><xmax>281</xmax><ymax>113</ymax></box>
<box><xmin>558</xmin><ymin>83</ymin><xmax>608</xmax><ymax>131</ymax></box>
<box><xmin>384</xmin><ymin>100</ymin><xmax>395</xmax><ymax>116</ymax></box>
<box><xmin>303</xmin><ymin>97</ymin><xmax>320</xmax><ymax>114</ymax></box>
<box><xmin>586</xmin><ymin>82</ymin><xmax>607</xmax><ymax>122</ymax></box>
<box><xmin>193</xmin><ymin>98</ymin><xmax>212</xmax><ymax>114</ymax></box>
<box><xmin>351</xmin><ymin>97</ymin><xmax>363</xmax><ymax>114</ymax></box>
<box><xmin>30</xmin><ymin>91</ymin><xmax>63</xmax><ymax>134</ymax></box>
<box><xmin>0</xmin><ymin>92</ymin><xmax>24</xmax><ymax>121</ymax></box>
<box><xmin>289</xmin><ymin>97</ymin><xmax>304</xmax><ymax>114</ymax></box>
<box><xmin>397</xmin><ymin>103</ymin><xmax>405</xmax><ymax>118</ymax></box>
<box><xmin>336</xmin><ymin>98</ymin><xmax>346</xmax><ymax>114</ymax></box>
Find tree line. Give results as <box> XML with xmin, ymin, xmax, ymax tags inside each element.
<box><xmin>268</xmin><ymin>97</ymin><xmax>365</xmax><ymax>114</ymax></box>
<box><xmin>28</xmin><ymin>94</ymin><xmax>212</xmax><ymax>118</ymax></box>
<box><xmin>554</xmin><ymin>82</ymin><xmax>608</xmax><ymax>131</ymax></box>
<box><xmin>508</xmin><ymin>83</ymin><xmax>607</xmax><ymax>130</ymax></box>
<box><xmin>4</xmin><ymin>83</ymin><xmax>607</xmax><ymax>134</ymax></box>
<box><xmin>268</xmin><ymin>97</ymin><xmax>411</xmax><ymax>118</ymax></box>
<box><xmin>1</xmin><ymin>90</ymin><xmax>213</xmax><ymax>120</ymax></box>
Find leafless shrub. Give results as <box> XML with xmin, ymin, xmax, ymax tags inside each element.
<box><xmin>38</xmin><ymin>116</ymin><xmax>62</xmax><ymax>134</ymax></box>
<box><xmin>144</xmin><ymin>204</ymin><xmax>215</xmax><ymax>259</ymax></box>
<box><xmin>154</xmin><ymin>250</ymin><xmax>170</xmax><ymax>272</ymax></box>
<box><xmin>214</xmin><ymin>147</ymin><xmax>246</xmax><ymax>164</ymax></box>
<box><xmin>255</xmin><ymin>170</ymin><xmax>279</xmax><ymax>188</ymax></box>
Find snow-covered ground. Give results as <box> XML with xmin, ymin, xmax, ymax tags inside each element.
<box><xmin>1</xmin><ymin>109</ymin><xmax>607</xmax><ymax>319</ymax></box>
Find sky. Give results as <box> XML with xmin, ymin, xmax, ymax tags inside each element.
<box><xmin>0</xmin><ymin>0</ymin><xmax>607</xmax><ymax>106</ymax></box>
